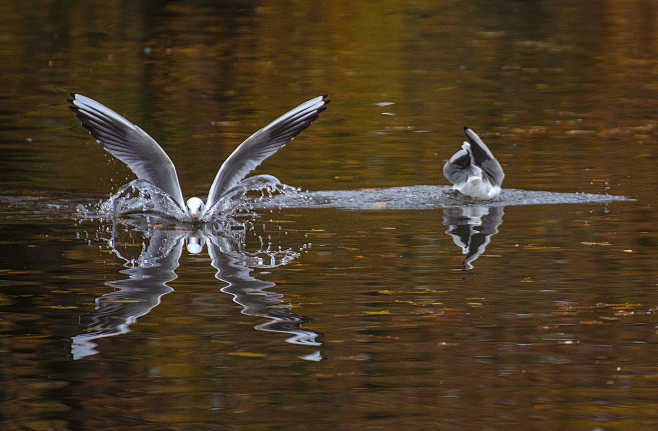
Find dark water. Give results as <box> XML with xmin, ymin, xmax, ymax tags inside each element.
<box><xmin>1</xmin><ymin>1</ymin><xmax>657</xmax><ymax>430</ymax></box>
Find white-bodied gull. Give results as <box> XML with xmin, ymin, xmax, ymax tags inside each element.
<box><xmin>443</xmin><ymin>127</ymin><xmax>504</xmax><ymax>200</ymax></box>
<box><xmin>69</xmin><ymin>93</ymin><xmax>329</xmax><ymax>220</ymax></box>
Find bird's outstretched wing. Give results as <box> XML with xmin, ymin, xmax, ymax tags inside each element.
<box><xmin>69</xmin><ymin>94</ymin><xmax>186</xmax><ymax>210</ymax></box>
<box><xmin>205</xmin><ymin>95</ymin><xmax>329</xmax><ymax>214</ymax></box>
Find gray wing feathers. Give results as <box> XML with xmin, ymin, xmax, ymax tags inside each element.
<box><xmin>69</xmin><ymin>94</ymin><xmax>186</xmax><ymax>210</ymax></box>
<box><xmin>205</xmin><ymin>95</ymin><xmax>329</xmax><ymax>212</ymax></box>
<box><xmin>443</xmin><ymin>147</ymin><xmax>471</xmax><ymax>185</ymax></box>
<box><xmin>464</xmin><ymin>127</ymin><xmax>504</xmax><ymax>186</ymax></box>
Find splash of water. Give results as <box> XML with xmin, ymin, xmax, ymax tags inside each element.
<box><xmin>202</xmin><ymin>174</ymin><xmax>298</xmax><ymax>221</ymax></box>
<box><xmin>98</xmin><ymin>179</ymin><xmax>187</xmax><ymax>220</ymax></box>
<box><xmin>95</xmin><ymin>175</ymin><xmax>294</xmax><ymax>222</ymax></box>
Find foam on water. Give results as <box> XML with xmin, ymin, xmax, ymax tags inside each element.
<box><xmin>255</xmin><ymin>185</ymin><xmax>634</xmax><ymax>210</ymax></box>
<box><xmin>0</xmin><ymin>182</ymin><xmax>633</xmax><ymax>226</ymax></box>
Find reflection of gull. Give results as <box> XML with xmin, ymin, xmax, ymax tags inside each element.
<box><xmin>69</xmin><ymin>93</ymin><xmax>329</xmax><ymax>221</ymax></box>
<box><xmin>72</xmin><ymin>219</ymin><xmax>320</xmax><ymax>359</ymax></box>
<box><xmin>443</xmin><ymin>127</ymin><xmax>505</xmax><ymax>200</ymax></box>
<box><xmin>443</xmin><ymin>206</ymin><xmax>504</xmax><ymax>270</ymax></box>
<box><xmin>205</xmin><ymin>234</ymin><xmax>322</xmax><ymax>348</ymax></box>
<box><xmin>72</xmin><ymin>226</ymin><xmax>185</xmax><ymax>359</ymax></box>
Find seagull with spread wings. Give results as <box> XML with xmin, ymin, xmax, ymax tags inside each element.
<box><xmin>70</xmin><ymin>93</ymin><xmax>329</xmax><ymax>221</ymax></box>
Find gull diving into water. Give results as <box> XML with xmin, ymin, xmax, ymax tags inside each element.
<box><xmin>443</xmin><ymin>127</ymin><xmax>505</xmax><ymax>200</ymax></box>
<box><xmin>69</xmin><ymin>93</ymin><xmax>329</xmax><ymax>221</ymax></box>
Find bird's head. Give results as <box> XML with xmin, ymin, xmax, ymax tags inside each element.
<box><xmin>186</xmin><ymin>197</ymin><xmax>205</xmax><ymax>221</ymax></box>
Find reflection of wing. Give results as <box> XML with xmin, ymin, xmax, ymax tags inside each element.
<box><xmin>72</xmin><ymin>228</ymin><xmax>185</xmax><ymax>360</ymax></box>
<box><xmin>69</xmin><ymin>94</ymin><xmax>186</xmax><ymax>210</ymax></box>
<box><xmin>206</xmin><ymin>234</ymin><xmax>321</xmax><ymax>346</ymax></box>
<box><xmin>205</xmin><ymin>96</ymin><xmax>329</xmax><ymax>214</ymax></box>
<box><xmin>443</xmin><ymin>206</ymin><xmax>504</xmax><ymax>270</ymax></box>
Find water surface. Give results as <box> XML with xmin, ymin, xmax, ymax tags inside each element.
<box><xmin>1</xmin><ymin>1</ymin><xmax>657</xmax><ymax>430</ymax></box>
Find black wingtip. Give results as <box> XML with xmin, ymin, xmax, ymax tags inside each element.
<box><xmin>69</xmin><ymin>93</ymin><xmax>81</xmax><ymax>115</ymax></box>
<box><xmin>315</xmin><ymin>95</ymin><xmax>329</xmax><ymax>114</ymax></box>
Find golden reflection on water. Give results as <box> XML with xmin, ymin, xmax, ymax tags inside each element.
<box><xmin>0</xmin><ymin>0</ymin><xmax>656</xmax><ymax>430</ymax></box>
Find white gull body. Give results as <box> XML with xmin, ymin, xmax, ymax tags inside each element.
<box><xmin>443</xmin><ymin>127</ymin><xmax>505</xmax><ymax>200</ymax></box>
<box><xmin>70</xmin><ymin>93</ymin><xmax>329</xmax><ymax>221</ymax></box>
